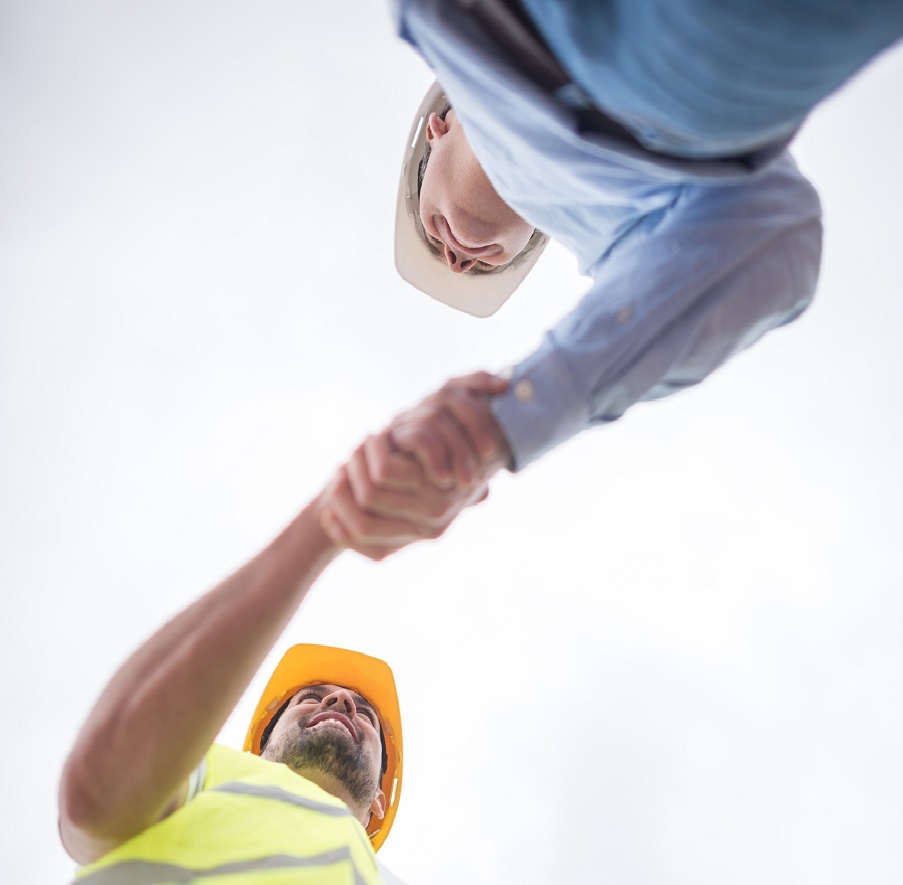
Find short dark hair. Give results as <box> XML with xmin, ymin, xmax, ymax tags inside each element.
<box><xmin>258</xmin><ymin>695</ymin><xmax>293</xmax><ymax>753</ymax></box>
<box><xmin>259</xmin><ymin>689</ymin><xmax>389</xmax><ymax>779</ymax></box>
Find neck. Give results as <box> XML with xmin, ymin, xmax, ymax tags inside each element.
<box><xmin>296</xmin><ymin>767</ymin><xmax>370</xmax><ymax>826</ymax></box>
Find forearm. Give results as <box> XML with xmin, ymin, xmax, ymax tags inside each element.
<box><xmin>493</xmin><ymin>157</ymin><xmax>822</xmax><ymax>469</ymax></box>
<box><xmin>60</xmin><ymin>492</ymin><xmax>338</xmax><ymax>851</ymax></box>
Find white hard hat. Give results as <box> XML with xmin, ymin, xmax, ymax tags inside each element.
<box><xmin>394</xmin><ymin>81</ymin><xmax>549</xmax><ymax>318</ymax></box>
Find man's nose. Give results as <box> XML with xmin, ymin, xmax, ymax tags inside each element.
<box><xmin>444</xmin><ymin>244</ymin><xmax>475</xmax><ymax>274</ymax></box>
<box><xmin>323</xmin><ymin>689</ymin><xmax>357</xmax><ymax>717</ymax></box>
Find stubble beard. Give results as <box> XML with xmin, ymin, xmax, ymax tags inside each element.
<box><xmin>262</xmin><ymin>722</ymin><xmax>378</xmax><ymax>808</ymax></box>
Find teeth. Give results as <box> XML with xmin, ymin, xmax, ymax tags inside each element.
<box><xmin>310</xmin><ymin>719</ymin><xmax>348</xmax><ymax>733</ymax></box>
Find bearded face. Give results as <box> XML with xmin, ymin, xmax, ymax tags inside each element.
<box><xmin>260</xmin><ymin>684</ymin><xmax>385</xmax><ymax>813</ymax></box>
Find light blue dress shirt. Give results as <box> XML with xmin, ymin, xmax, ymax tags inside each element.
<box><xmin>394</xmin><ymin>0</ymin><xmax>823</xmax><ymax>469</ymax></box>
<box><xmin>521</xmin><ymin>0</ymin><xmax>903</xmax><ymax>158</ymax></box>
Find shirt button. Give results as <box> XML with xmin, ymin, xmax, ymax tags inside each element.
<box><xmin>617</xmin><ymin>306</ymin><xmax>633</xmax><ymax>323</ymax></box>
<box><xmin>514</xmin><ymin>379</ymin><xmax>535</xmax><ymax>402</ymax></box>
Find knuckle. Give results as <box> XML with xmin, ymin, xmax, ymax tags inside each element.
<box><xmin>356</xmin><ymin>484</ymin><xmax>378</xmax><ymax>511</ymax></box>
<box><xmin>398</xmin><ymin>425</ymin><xmax>424</xmax><ymax>447</ymax></box>
<box><xmin>371</xmin><ymin>451</ymin><xmax>404</xmax><ymax>484</ymax></box>
<box><xmin>408</xmin><ymin>426</ymin><xmax>431</xmax><ymax>446</ymax></box>
<box><xmin>369</xmin><ymin>461</ymin><xmax>391</xmax><ymax>485</ymax></box>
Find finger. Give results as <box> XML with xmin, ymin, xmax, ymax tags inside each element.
<box><xmin>362</xmin><ymin>433</ymin><xmax>422</xmax><ymax>491</ymax></box>
<box><xmin>390</xmin><ymin>422</ymin><xmax>456</xmax><ymax>489</ymax></box>
<box><xmin>331</xmin><ymin>501</ymin><xmax>422</xmax><ymax>547</ymax></box>
<box><xmin>346</xmin><ymin>445</ymin><xmax>426</xmax><ymax>521</ymax></box>
<box><xmin>321</xmin><ymin>507</ymin><xmax>350</xmax><ymax>548</ymax></box>
<box><xmin>440</xmin><ymin>388</ymin><xmax>508</xmax><ymax>463</ymax></box>
<box><xmin>358</xmin><ymin>445</ymin><xmax>466</xmax><ymax>525</ymax></box>
<box><xmin>392</xmin><ymin>407</ymin><xmax>479</xmax><ymax>489</ymax></box>
<box><xmin>422</xmin><ymin>409</ymin><xmax>476</xmax><ymax>485</ymax></box>
<box><xmin>445</xmin><ymin>371</ymin><xmax>509</xmax><ymax>398</ymax></box>
<box><xmin>328</xmin><ymin>468</ymin><xmax>429</xmax><ymax>546</ymax></box>
<box><xmin>320</xmin><ymin>468</ymin><xmax>353</xmax><ymax>548</ymax></box>
<box><xmin>323</xmin><ymin>510</ymin><xmax>405</xmax><ymax>561</ymax></box>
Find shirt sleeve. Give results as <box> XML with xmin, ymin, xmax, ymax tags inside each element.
<box><xmin>491</xmin><ymin>153</ymin><xmax>823</xmax><ymax>470</ymax></box>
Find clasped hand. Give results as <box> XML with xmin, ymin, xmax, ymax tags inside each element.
<box><xmin>319</xmin><ymin>372</ymin><xmax>511</xmax><ymax>560</ymax></box>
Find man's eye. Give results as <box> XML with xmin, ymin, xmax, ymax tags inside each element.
<box><xmin>360</xmin><ymin>708</ymin><xmax>376</xmax><ymax>723</ymax></box>
<box><xmin>298</xmin><ymin>692</ymin><xmax>322</xmax><ymax>703</ymax></box>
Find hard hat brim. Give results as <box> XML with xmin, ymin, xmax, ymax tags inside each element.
<box><xmin>394</xmin><ymin>81</ymin><xmax>548</xmax><ymax>318</ymax></box>
<box><xmin>244</xmin><ymin>644</ymin><xmax>403</xmax><ymax>853</ymax></box>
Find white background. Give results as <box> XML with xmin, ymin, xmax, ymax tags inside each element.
<box><xmin>2</xmin><ymin>3</ymin><xmax>902</xmax><ymax>883</ymax></box>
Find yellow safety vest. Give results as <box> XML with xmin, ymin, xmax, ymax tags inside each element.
<box><xmin>74</xmin><ymin>743</ymin><xmax>383</xmax><ymax>885</ymax></box>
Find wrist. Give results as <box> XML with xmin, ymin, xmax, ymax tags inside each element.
<box><xmin>308</xmin><ymin>486</ymin><xmax>349</xmax><ymax>556</ymax></box>
<box><xmin>279</xmin><ymin>491</ymin><xmax>345</xmax><ymax>564</ymax></box>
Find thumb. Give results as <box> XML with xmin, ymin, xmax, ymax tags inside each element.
<box><xmin>320</xmin><ymin>508</ymin><xmax>349</xmax><ymax>548</ymax></box>
<box><xmin>472</xmin><ymin>485</ymin><xmax>490</xmax><ymax>505</ymax></box>
<box><xmin>451</xmin><ymin>371</ymin><xmax>509</xmax><ymax>397</ymax></box>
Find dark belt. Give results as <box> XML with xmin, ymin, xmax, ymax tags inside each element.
<box><xmin>456</xmin><ymin>0</ymin><xmax>791</xmax><ymax>172</ymax></box>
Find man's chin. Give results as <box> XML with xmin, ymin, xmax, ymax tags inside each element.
<box><xmin>294</xmin><ymin>725</ymin><xmax>357</xmax><ymax>761</ymax></box>
<box><xmin>268</xmin><ymin>727</ymin><xmax>376</xmax><ymax>807</ymax></box>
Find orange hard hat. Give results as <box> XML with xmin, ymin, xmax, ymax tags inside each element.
<box><xmin>243</xmin><ymin>644</ymin><xmax>403</xmax><ymax>852</ymax></box>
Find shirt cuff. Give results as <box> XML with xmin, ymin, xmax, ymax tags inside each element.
<box><xmin>491</xmin><ymin>338</ymin><xmax>590</xmax><ymax>472</ymax></box>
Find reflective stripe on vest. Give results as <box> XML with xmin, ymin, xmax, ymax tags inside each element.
<box><xmin>209</xmin><ymin>781</ymin><xmax>354</xmax><ymax>817</ymax></box>
<box><xmin>210</xmin><ymin>781</ymin><xmax>375</xmax><ymax>860</ymax></box>
<box><xmin>75</xmin><ymin>847</ymin><xmax>368</xmax><ymax>885</ymax></box>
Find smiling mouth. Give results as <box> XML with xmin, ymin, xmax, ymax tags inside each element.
<box><xmin>305</xmin><ymin>714</ymin><xmax>358</xmax><ymax>743</ymax></box>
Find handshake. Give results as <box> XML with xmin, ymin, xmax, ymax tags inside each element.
<box><xmin>318</xmin><ymin>372</ymin><xmax>512</xmax><ymax>560</ymax></box>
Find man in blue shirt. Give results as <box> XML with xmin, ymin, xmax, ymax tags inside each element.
<box><xmin>321</xmin><ymin>0</ymin><xmax>903</xmax><ymax>552</ymax></box>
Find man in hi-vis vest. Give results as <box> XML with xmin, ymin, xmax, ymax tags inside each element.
<box><xmin>58</xmin><ymin>375</ymin><xmax>509</xmax><ymax>885</ymax></box>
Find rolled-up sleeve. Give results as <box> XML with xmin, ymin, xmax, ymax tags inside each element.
<box><xmin>492</xmin><ymin>154</ymin><xmax>823</xmax><ymax>470</ymax></box>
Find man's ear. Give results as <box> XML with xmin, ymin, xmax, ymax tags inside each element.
<box><xmin>425</xmin><ymin>112</ymin><xmax>450</xmax><ymax>143</ymax></box>
<box><xmin>369</xmin><ymin>789</ymin><xmax>386</xmax><ymax>822</ymax></box>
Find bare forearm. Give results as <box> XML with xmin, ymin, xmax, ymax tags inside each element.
<box><xmin>60</xmin><ymin>492</ymin><xmax>338</xmax><ymax>850</ymax></box>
